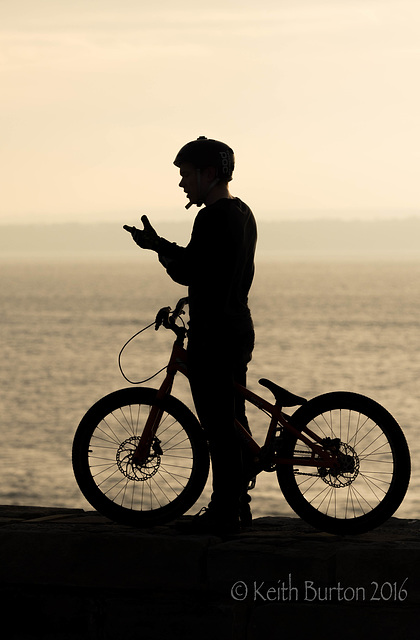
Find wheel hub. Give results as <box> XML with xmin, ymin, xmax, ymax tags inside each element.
<box><xmin>116</xmin><ymin>436</ymin><xmax>161</xmax><ymax>481</ymax></box>
<box><xmin>318</xmin><ymin>442</ymin><xmax>360</xmax><ymax>488</ymax></box>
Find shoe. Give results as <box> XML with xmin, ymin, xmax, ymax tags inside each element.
<box><xmin>176</xmin><ymin>504</ymin><xmax>240</xmax><ymax>536</ymax></box>
<box><xmin>239</xmin><ymin>501</ymin><xmax>252</xmax><ymax>528</ymax></box>
<box><xmin>239</xmin><ymin>492</ymin><xmax>253</xmax><ymax>528</ymax></box>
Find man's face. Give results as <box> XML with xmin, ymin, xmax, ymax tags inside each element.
<box><xmin>178</xmin><ymin>162</ymin><xmax>199</xmax><ymax>206</ymax></box>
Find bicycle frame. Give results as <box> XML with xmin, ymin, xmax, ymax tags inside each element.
<box><xmin>132</xmin><ymin>331</ymin><xmax>339</xmax><ymax>472</ymax></box>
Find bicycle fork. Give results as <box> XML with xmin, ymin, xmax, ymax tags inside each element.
<box><xmin>131</xmin><ymin>342</ymin><xmax>186</xmax><ymax>466</ymax></box>
<box><xmin>131</xmin><ymin>403</ymin><xmax>165</xmax><ymax>465</ymax></box>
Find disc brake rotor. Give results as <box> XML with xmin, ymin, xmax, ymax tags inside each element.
<box><xmin>318</xmin><ymin>442</ymin><xmax>360</xmax><ymax>488</ymax></box>
<box><xmin>116</xmin><ymin>435</ymin><xmax>161</xmax><ymax>481</ymax></box>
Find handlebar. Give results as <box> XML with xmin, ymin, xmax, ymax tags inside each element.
<box><xmin>118</xmin><ymin>298</ymin><xmax>189</xmax><ymax>384</ymax></box>
<box><xmin>154</xmin><ymin>297</ymin><xmax>189</xmax><ymax>337</ymax></box>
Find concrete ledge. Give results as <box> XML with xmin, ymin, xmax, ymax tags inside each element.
<box><xmin>1</xmin><ymin>506</ymin><xmax>419</xmax><ymax>639</ymax></box>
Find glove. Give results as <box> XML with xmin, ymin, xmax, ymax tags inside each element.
<box><xmin>129</xmin><ymin>216</ymin><xmax>160</xmax><ymax>251</ymax></box>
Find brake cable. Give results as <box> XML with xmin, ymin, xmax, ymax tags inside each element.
<box><xmin>118</xmin><ymin>321</ymin><xmax>167</xmax><ymax>384</ymax></box>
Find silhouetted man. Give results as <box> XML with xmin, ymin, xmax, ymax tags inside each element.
<box><xmin>126</xmin><ymin>136</ymin><xmax>257</xmax><ymax>534</ymax></box>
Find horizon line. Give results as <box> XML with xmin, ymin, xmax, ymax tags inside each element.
<box><xmin>2</xmin><ymin>212</ymin><xmax>420</xmax><ymax>226</ymax></box>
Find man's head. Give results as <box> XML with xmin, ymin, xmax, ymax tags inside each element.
<box><xmin>174</xmin><ymin>136</ymin><xmax>235</xmax><ymax>208</ymax></box>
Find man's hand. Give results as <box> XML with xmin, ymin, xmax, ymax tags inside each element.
<box><xmin>123</xmin><ymin>215</ymin><xmax>160</xmax><ymax>251</ymax></box>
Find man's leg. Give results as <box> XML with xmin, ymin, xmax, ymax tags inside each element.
<box><xmin>187</xmin><ymin>335</ymin><xmax>243</xmax><ymax>528</ymax></box>
<box><xmin>232</xmin><ymin>327</ymin><xmax>255</xmax><ymax>526</ymax></box>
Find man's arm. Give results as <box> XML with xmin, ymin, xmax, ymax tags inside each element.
<box><xmin>124</xmin><ymin>216</ymin><xmax>191</xmax><ymax>286</ymax></box>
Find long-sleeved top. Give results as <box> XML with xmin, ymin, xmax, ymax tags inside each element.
<box><xmin>157</xmin><ymin>197</ymin><xmax>257</xmax><ymax>336</ymax></box>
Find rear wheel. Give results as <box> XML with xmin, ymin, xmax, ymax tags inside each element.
<box><xmin>72</xmin><ymin>387</ymin><xmax>209</xmax><ymax>526</ymax></box>
<box><xmin>277</xmin><ymin>392</ymin><xmax>411</xmax><ymax>534</ymax></box>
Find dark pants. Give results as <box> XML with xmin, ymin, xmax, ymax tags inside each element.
<box><xmin>187</xmin><ymin>326</ymin><xmax>255</xmax><ymax>514</ymax></box>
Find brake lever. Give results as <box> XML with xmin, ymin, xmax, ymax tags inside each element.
<box><xmin>154</xmin><ymin>306</ymin><xmax>171</xmax><ymax>331</ymax></box>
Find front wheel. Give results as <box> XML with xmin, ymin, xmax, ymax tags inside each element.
<box><xmin>72</xmin><ymin>387</ymin><xmax>210</xmax><ymax>526</ymax></box>
<box><xmin>277</xmin><ymin>392</ymin><xmax>411</xmax><ymax>535</ymax></box>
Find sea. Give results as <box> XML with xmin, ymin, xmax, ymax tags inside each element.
<box><xmin>1</xmin><ymin>257</ymin><xmax>419</xmax><ymax>520</ymax></box>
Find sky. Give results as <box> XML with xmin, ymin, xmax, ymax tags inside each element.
<box><xmin>1</xmin><ymin>0</ymin><xmax>420</xmax><ymax>224</ymax></box>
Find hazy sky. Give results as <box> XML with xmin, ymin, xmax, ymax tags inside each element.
<box><xmin>2</xmin><ymin>0</ymin><xmax>420</xmax><ymax>223</ymax></box>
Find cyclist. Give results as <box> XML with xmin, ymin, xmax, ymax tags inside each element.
<box><xmin>126</xmin><ymin>136</ymin><xmax>257</xmax><ymax>534</ymax></box>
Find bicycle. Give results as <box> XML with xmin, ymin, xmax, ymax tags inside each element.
<box><xmin>72</xmin><ymin>298</ymin><xmax>411</xmax><ymax>535</ymax></box>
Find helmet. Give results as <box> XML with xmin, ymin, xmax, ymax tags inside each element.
<box><xmin>173</xmin><ymin>136</ymin><xmax>235</xmax><ymax>182</ymax></box>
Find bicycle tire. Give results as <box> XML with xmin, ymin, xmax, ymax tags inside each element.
<box><xmin>72</xmin><ymin>387</ymin><xmax>210</xmax><ymax>526</ymax></box>
<box><xmin>276</xmin><ymin>392</ymin><xmax>411</xmax><ymax>535</ymax></box>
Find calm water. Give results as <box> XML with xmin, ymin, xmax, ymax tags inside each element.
<box><xmin>1</xmin><ymin>258</ymin><xmax>419</xmax><ymax>520</ymax></box>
